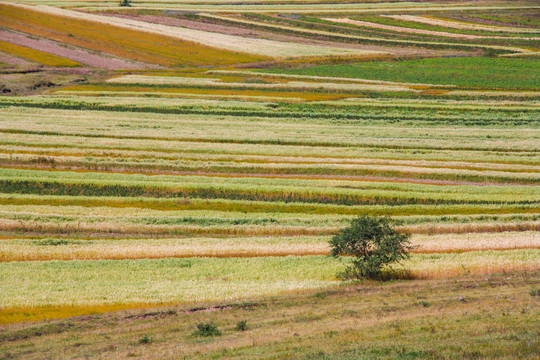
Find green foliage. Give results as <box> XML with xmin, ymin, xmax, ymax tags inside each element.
<box><xmin>193</xmin><ymin>323</ymin><xmax>222</xmax><ymax>337</ymax></box>
<box><xmin>119</xmin><ymin>0</ymin><xmax>131</xmax><ymax>7</ymax></box>
<box><xmin>138</xmin><ymin>335</ymin><xmax>151</xmax><ymax>344</ymax></box>
<box><xmin>330</xmin><ymin>216</ymin><xmax>412</xmax><ymax>279</ymax></box>
<box><xmin>235</xmin><ymin>320</ymin><xmax>248</xmax><ymax>331</ymax></box>
<box><xmin>33</xmin><ymin>238</ymin><xmax>70</xmax><ymax>246</ymax></box>
<box><xmin>265</xmin><ymin>58</ymin><xmax>540</xmax><ymax>90</ymax></box>
<box><xmin>32</xmin><ymin>238</ymin><xmax>89</xmax><ymax>246</ymax></box>
<box><xmin>530</xmin><ymin>289</ymin><xmax>540</xmax><ymax>297</ymax></box>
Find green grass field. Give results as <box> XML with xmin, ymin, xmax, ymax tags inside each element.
<box><xmin>0</xmin><ymin>0</ymin><xmax>538</xmax><ymax>358</ymax></box>
<box><xmin>264</xmin><ymin>57</ymin><xmax>540</xmax><ymax>90</ymax></box>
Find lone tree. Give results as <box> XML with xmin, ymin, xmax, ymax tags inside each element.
<box><xmin>119</xmin><ymin>0</ymin><xmax>131</xmax><ymax>6</ymax></box>
<box><xmin>330</xmin><ymin>215</ymin><xmax>412</xmax><ymax>280</ymax></box>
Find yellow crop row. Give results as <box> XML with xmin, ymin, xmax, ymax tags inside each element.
<box><xmin>0</xmin><ymin>3</ymin><xmax>265</xmax><ymax>67</ymax></box>
<box><xmin>0</xmin><ymin>40</ymin><xmax>80</xmax><ymax>67</ymax></box>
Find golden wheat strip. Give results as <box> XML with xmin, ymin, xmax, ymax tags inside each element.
<box><xmin>0</xmin><ymin>2</ymin><xmax>386</xmax><ymax>58</ymax></box>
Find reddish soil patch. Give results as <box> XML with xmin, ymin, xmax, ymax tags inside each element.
<box><xmin>108</xmin><ymin>13</ymin><xmax>473</xmax><ymax>58</ymax></box>
<box><xmin>0</xmin><ymin>30</ymin><xmax>157</xmax><ymax>70</ymax></box>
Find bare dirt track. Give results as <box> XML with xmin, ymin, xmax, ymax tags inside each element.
<box><xmin>0</xmin><ymin>30</ymin><xmax>156</xmax><ymax>70</ymax></box>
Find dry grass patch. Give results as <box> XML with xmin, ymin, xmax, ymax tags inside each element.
<box><xmin>410</xmin><ymin>231</ymin><xmax>540</xmax><ymax>253</ymax></box>
<box><xmin>1</xmin><ymin>232</ymin><xmax>538</xmax><ymax>262</ymax></box>
<box><xmin>0</xmin><ymin>237</ymin><xmax>329</xmax><ymax>262</ymax></box>
<box><xmin>0</xmin><ymin>250</ymin><xmax>537</xmax><ymax>311</ymax></box>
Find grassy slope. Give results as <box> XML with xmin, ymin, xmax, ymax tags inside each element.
<box><xmin>263</xmin><ymin>57</ymin><xmax>540</xmax><ymax>90</ymax></box>
<box><xmin>0</xmin><ymin>271</ymin><xmax>538</xmax><ymax>359</ymax></box>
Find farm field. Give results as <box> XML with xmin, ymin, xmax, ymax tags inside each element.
<box><xmin>0</xmin><ymin>0</ymin><xmax>539</xmax><ymax>358</ymax></box>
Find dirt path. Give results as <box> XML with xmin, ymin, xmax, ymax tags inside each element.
<box><xmin>0</xmin><ymin>29</ymin><xmax>156</xmax><ymax>70</ymax></box>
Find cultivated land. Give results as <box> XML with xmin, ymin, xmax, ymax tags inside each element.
<box><xmin>0</xmin><ymin>0</ymin><xmax>538</xmax><ymax>358</ymax></box>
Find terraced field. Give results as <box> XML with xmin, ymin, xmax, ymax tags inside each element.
<box><xmin>0</xmin><ymin>0</ymin><xmax>538</xmax><ymax>358</ymax></box>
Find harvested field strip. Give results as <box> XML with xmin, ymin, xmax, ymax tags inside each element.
<box><xmin>1</xmin><ymin>129</ymin><xmax>538</xmax><ymax>165</ymax></box>
<box><xmin>199</xmin><ymin>13</ymin><xmax>536</xmax><ymax>55</ymax></box>
<box><xmin>54</xmin><ymin>91</ymin><xmax>310</xmax><ymax>102</ymax></box>
<box><xmin>105</xmin><ymin>75</ymin><xmax>417</xmax><ymax>93</ymax></box>
<box><xmin>2</xmin><ymin>96</ymin><xmax>538</xmax><ymax>118</ymax></box>
<box><xmin>2</xmin><ymin>168</ymin><xmax>539</xmax><ymax>204</ymax></box>
<box><xmin>4</xmin><ymin>127</ymin><xmax>538</xmax><ymax>154</ymax></box>
<box><xmin>55</xmin><ymin>87</ymin><xmax>540</xmax><ymax>102</ymax></box>
<box><xmin>345</xmin><ymin>15</ymin><xmax>540</xmax><ymax>38</ymax></box>
<box><xmin>0</xmin><ymin>40</ymin><xmax>80</xmax><ymax>67</ymax></box>
<box><xmin>324</xmin><ymin>18</ymin><xmax>497</xmax><ymax>39</ymax></box>
<box><xmin>0</xmin><ymin>178</ymin><xmax>522</xmax><ymax>206</ymax></box>
<box><xmin>0</xmin><ymin>2</ymin><xmax>385</xmax><ymax>59</ymax></box>
<box><xmin>0</xmin><ymin>194</ymin><xmax>536</xmax><ymax>217</ymax></box>
<box><xmin>2</xmin><ymin>145</ymin><xmax>539</xmax><ymax>173</ymax></box>
<box><xmin>2</xmin><ymin>168</ymin><xmax>538</xmax><ymax>199</ymax></box>
<box><xmin>1</xmin><ymin>205</ymin><xmax>539</xmax><ymax>234</ymax></box>
<box><xmin>1</xmin><ymin>136</ymin><xmax>538</xmax><ymax>166</ymax></box>
<box><xmin>2</xmin><ymin>205</ymin><xmax>538</xmax><ymax>225</ymax></box>
<box><xmin>0</xmin><ymin>218</ymin><xmax>335</xmax><ymax>237</ymax></box>
<box><xmin>0</xmin><ymin>232</ymin><xmax>538</xmax><ymax>262</ymax></box>
<box><xmin>445</xmin><ymin>12</ymin><xmax>540</xmax><ymax>29</ymax></box>
<box><xmin>410</xmin><ymin>231</ymin><xmax>540</xmax><ymax>253</ymax></box>
<box><xmin>324</xmin><ymin>18</ymin><xmax>526</xmax><ymax>40</ymax></box>
<box><xmin>0</xmin><ymin>250</ymin><xmax>538</xmax><ymax>309</ymax></box>
<box><xmin>0</xmin><ymin>3</ymin><xmax>265</xmax><ymax>66</ymax></box>
<box><xmin>20</xmin><ymin>2</ymin><xmax>540</xmax><ymax>13</ymax></box>
<box><xmin>2</xmin><ymin>160</ymin><xmax>538</xmax><ymax>186</ymax></box>
<box><xmin>1</xmin><ymin>217</ymin><xmax>538</xmax><ymax>238</ymax></box>
<box><xmin>208</xmin><ymin>69</ymin><xmax>454</xmax><ymax>87</ymax></box>
<box><xmin>57</xmin><ymin>85</ymin><xmax>349</xmax><ymax>101</ymax></box>
<box><xmin>0</xmin><ymin>237</ymin><xmax>330</xmax><ymax>261</ymax></box>
<box><xmin>1</xmin><ymin>121</ymin><xmax>539</xmax><ymax>154</ymax></box>
<box><xmin>0</xmin><ymin>29</ymin><xmax>151</xmax><ymax>70</ymax></box>
<box><xmin>387</xmin><ymin>15</ymin><xmax>540</xmax><ymax>34</ymax></box>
